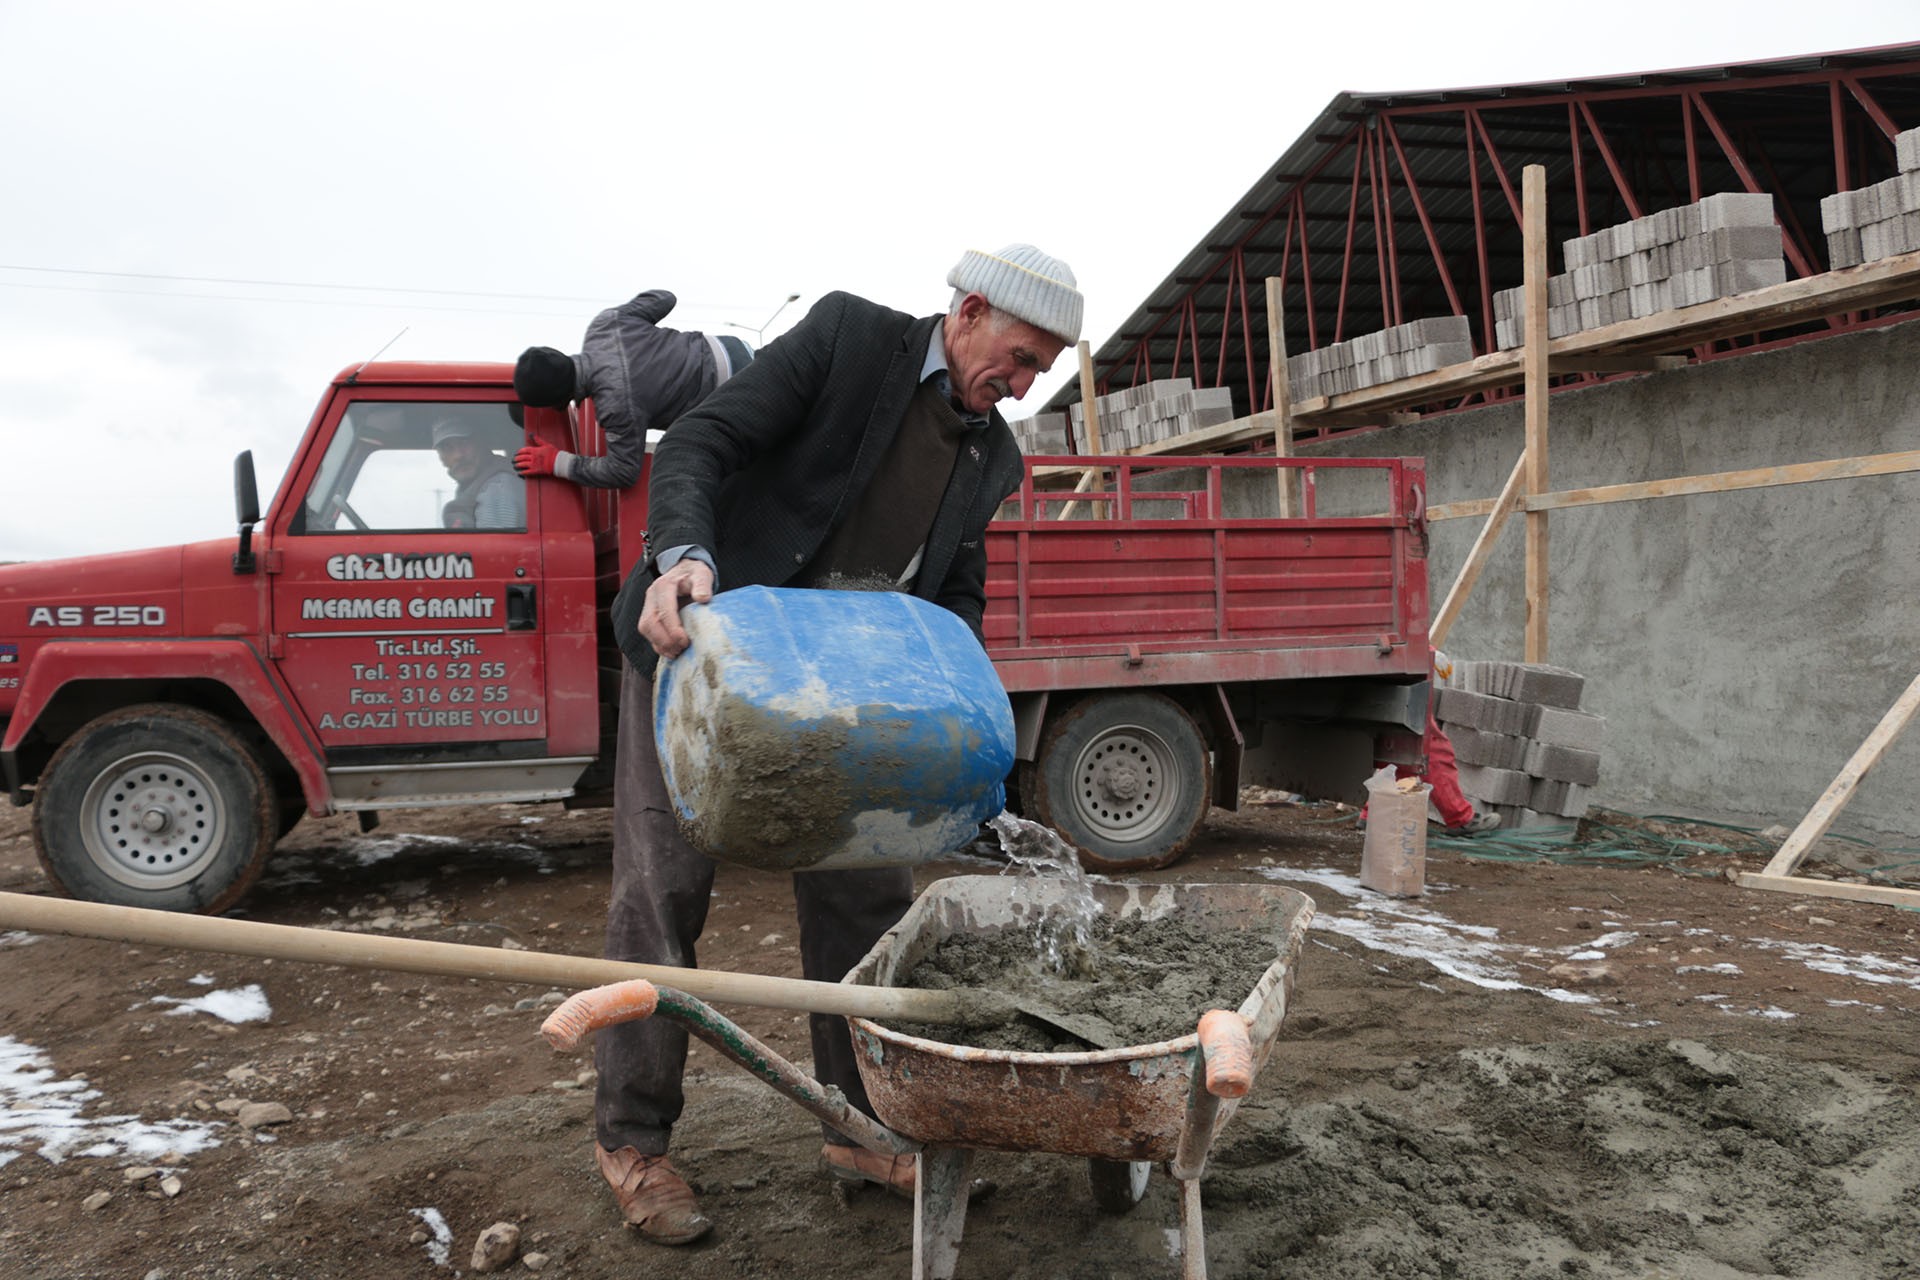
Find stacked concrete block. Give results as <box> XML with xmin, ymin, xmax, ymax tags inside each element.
<box><xmin>1437</xmin><ymin>661</ymin><xmax>1606</xmax><ymax>829</ymax></box>
<box><xmin>1284</xmin><ymin>315</ymin><xmax>1472</xmax><ymax>402</ymax></box>
<box><xmin>1821</xmin><ymin>127</ymin><xmax>1920</xmax><ymax>268</ymax></box>
<box><xmin>1066</xmin><ymin>377</ymin><xmax>1234</xmax><ymax>452</ymax></box>
<box><xmin>1008</xmin><ymin>411</ymin><xmax>1071</xmax><ymax>455</ymax></box>
<box><xmin>1494</xmin><ymin>193</ymin><xmax>1786</xmax><ymax>349</ymax></box>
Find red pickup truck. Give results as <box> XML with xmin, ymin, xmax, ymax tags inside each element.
<box><xmin>0</xmin><ymin>361</ymin><xmax>1431</xmax><ymax>913</ymax></box>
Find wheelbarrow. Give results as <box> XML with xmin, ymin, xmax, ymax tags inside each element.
<box><xmin>542</xmin><ymin>877</ymin><xmax>1315</xmax><ymax>1280</ymax></box>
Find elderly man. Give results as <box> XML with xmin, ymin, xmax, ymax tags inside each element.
<box><xmin>593</xmin><ymin>245</ymin><xmax>1082</xmax><ymax>1244</ymax></box>
<box><xmin>433</xmin><ymin>420</ymin><xmax>525</xmax><ymax>530</ymax></box>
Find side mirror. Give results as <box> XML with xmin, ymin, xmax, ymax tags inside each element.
<box><xmin>233</xmin><ymin>451</ymin><xmax>261</xmax><ymax>574</ymax></box>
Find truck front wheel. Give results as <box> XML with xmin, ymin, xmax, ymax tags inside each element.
<box><xmin>33</xmin><ymin>706</ymin><xmax>281</xmax><ymax>914</ymax></box>
<box><xmin>1029</xmin><ymin>692</ymin><xmax>1211</xmax><ymax>873</ymax></box>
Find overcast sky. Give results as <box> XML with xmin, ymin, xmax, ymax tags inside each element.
<box><xmin>3</xmin><ymin>2</ymin><xmax>1915</xmax><ymax>562</ymax></box>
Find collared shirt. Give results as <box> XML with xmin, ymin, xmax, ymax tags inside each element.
<box><xmin>921</xmin><ymin>320</ymin><xmax>990</xmax><ymax>430</ymax></box>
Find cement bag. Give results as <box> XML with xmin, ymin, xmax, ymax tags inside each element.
<box><xmin>653</xmin><ymin>586</ymin><xmax>1015</xmax><ymax>872</ymax></box>
<box><xmin>1360</xmin><ymin>765</ymin><xmax>1429</xmax><ymax>897</ymax></box>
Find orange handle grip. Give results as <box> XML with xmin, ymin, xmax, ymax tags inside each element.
<box><xmin>1197</xmin><ymin>1009</ymin><xmax>1253</xmax><ymax>1099</ymax></box>
<box><xmin>540</xmin><ymin>979</ymin><xmax>660</xmax><ymax>1051</ymax></box>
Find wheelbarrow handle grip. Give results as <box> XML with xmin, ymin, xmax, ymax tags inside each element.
<box><xmin>541</xmin><ymin>979</ymin><xmax>661</xmax><ymax>1051</ymax></box>
<box><xmin>1197</xmin><ymin>1009</ymin><xmax>1254</xmax><ymax>1099</ymax></box>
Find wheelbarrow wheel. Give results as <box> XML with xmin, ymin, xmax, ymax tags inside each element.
<box><xmin>1087</xmin><ymin>1158</ymin><xmax>1152</xmax><ymax>1214</ymax></box>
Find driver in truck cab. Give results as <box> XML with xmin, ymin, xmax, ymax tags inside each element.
<box><xmin>433</xmin><ymin>419</ymin><xmax>525</xmax><ymax>530</ymax></box>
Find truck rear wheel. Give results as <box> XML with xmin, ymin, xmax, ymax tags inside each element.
<box><xmin>1030</xmin><ymin>692</ymin><xmax>1211</xmax><ymax>873</ymax></box>
<box><xmin>33</xmin><ymin>705</ymin><xmax>280</xmax><ymax>915</ymax></box>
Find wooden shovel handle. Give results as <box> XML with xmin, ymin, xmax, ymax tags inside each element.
<box><xmin>1198</xmin><ymin>1009</ymin><xmax>1254</xmax><ymax>1098</ymax></box>
<box><xmin>541</xmin><ymin>979</ymin><xmax>660</xmax><ymax>1051</ymax></box>
<box><xmin>0</xmin><ymin>890</ymin><xmax>978</xmax><ymax>1025</ymax></box>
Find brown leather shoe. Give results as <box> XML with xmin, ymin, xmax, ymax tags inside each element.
<box><xmin>595</xmin><ymin>1144</ymin><xmax>712</xmax><ymax>1244</ymax></box>
<box><xmin>820</xmin><ymin>1143</ymin><xmax>917</xmax><ymax>1198</ymax></box>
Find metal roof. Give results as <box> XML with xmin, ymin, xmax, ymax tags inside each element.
<box><xmin>1046</xmin><ymin>42</ymin><xmax>1920</xmax><ymax>417</ymax></box>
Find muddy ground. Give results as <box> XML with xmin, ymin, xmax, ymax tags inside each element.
<box><xmin>1</xmin><ymin>796</ymin><xmax>1917</xmax><ymax>1280</ymax></box>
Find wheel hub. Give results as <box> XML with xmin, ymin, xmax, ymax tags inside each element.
<box><xmin>79</xmin><ymin>751</ymin><xmax>227</xmax><ymax>890</ymax></box>
<box><xmin>1091</xmin><ymin>758</ymin><xmax>1142</xmax><ymax>803</ymax></box>
<box><xmin>1071</xmin><ymin>726</ymin><xmax>1175</xmax><ymax>844</ymax></box>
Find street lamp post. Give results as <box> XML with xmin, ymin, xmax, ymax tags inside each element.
<box><xmin>726</xmin><ymin>293</ymin><xmax>801</xmax><ymax>345</ymax></box>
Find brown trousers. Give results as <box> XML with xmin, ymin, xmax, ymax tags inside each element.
<box><xmin>594</xmin><ymin>670</ymin><xmax>915</xmax><ymax>1155</ymax></box>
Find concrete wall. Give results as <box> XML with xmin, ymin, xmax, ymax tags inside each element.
<box><xmin>1295</xmin><ymin>319</ymin><xmax>1920</xmax><ymax>841</ymax></box>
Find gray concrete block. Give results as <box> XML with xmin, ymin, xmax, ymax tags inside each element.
<box><xmin>1452</xmin><ymin>727</ymin><xmax>1523</xmax><ymax>770</ymax></box>
<box><xmin>1712</xmin><ymin>258</ymin><xmax>1787</xmax><ymax>295</ymax></box>
<box><xmin>1436</xmin><ymin>687</ymin><xmax>1515</xmax><ymax>732</ymax></box>
<box><xmin>1828</xmin><ymin>229</ymin><xmax>1863</xmax><ymax>270</ymax></box>
<box><xmin>1523</xmin><ymin>741</ymin><xmax>1602</xmax><ymax>786</ymax></box>
<box><xmin>1820</xmin><ymin>191</ymin><xmax>1851</xmax><ymax>235</ymax></box>
<box><xmin>1875</xmin><ymin>176</ymin><xmax>1908</xmax><ymax>220</ymax></box>
<box><xmin>1528</xmin><ymin>778</ymin><xmax>1593</xmax><ymax>818</ymax></box>
<box><xmin>1705</xmin><ymin>225</ymin><xmax>1783</xmax><ymax>264</ymax></box>
<box><xmin>1512</xmin><ymin>663</ymin><xmax>1586</xmax><ymax>710</ymax></box>
<box><xmin>1458</xmin><ymin>764</ymin><xmax>1534</xmax><ymax>806</ymax></box>
<box><xmin>1530</xmin><ymin>706</ymin><xmax>1606</xmax><ymax>750</ymax></box>
<box><xmin>1898</xmin><ymin>127</ymin><xmax>1920</xmax><ymax>173</ymax></box>
<box><xmin>1698</xmin><ymin>191</ymin><xmax>1776</xmax><ymax>232</ymax></box>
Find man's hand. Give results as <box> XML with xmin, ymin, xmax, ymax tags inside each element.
<box><xmin>639</xmin><ymin>559</ymin><xmax>715</xmax><ymax>660</ymax></box>
<box><xmin>514</xmin><ymin>442</ymin><xmax>560</xmax><ymax>477</ymax></box>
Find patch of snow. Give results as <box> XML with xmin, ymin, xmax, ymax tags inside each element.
<box><xmin>1257</xmin><ymin>866</ymin><xmax>1595</xmax><ymax>1004</ymax></box>
<box><xmin>0</xmin><ymin>932</ymin><xmax>40</xmax><ymax>948</ymax></box>
<box><xmin>152</xmin><ymin>985</ymin><xmax>272</xmax><ymax>1024</ymax></box>
<box><xmin>410</xmin><ymin>1206</ymin><xmax>453</xmax><ymax>1265</ymax></box>
<box><xmin>1748</xmin><ymin>937</ymin><xmax>1920</xmax><ymax>990</ymax></box>
<box><xmin>0</xmin><ymin>1036</ymin><xmax>220</xmax><ymax>1166</ymax></box>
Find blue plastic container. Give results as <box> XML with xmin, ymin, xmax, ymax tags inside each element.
<box><xmin>653</xmin><ymin>586</ymin><xmax>1015</xmax><ymax>872</ymax></box>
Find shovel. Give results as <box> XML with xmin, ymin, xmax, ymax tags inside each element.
<box><xmin>0</xmin><ymin>891</ymin><xmax>1123</xmax><ymax>1045</ymax></box>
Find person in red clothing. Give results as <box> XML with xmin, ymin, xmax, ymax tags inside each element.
<box><xmin>1363</xmin><ymin>651</ymin><xmax>1500</xmax><ymax>836</ymax></box>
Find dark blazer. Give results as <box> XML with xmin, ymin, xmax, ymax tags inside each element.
<box><xmin>611</xmin><ymin>291</ymin><xmax>1025</xmax><ymax>676</ymax></box>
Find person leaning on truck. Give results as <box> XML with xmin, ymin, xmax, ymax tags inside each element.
<box><xmin>591</xmin><ymin>245</ymin><xmax>1082</xmax><ymax>1245</ymax></box>
<box><xmin>433</xmin><ymin>419</ymin><xmax>525</xmax><ymax>530</ymax></box>
<box><xmin>509</xmin><ymin>288</ymin><xmax>753</xmax><ymax>487</ymax></box>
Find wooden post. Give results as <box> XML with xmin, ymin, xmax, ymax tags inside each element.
<box><xmin>1521</xmin><ymin>164</ymin><xmax>1551</xmax><ymax>663</ymax></box>
<box><xmin>1431</xmin><ymin>450</ymin><xmax>1527</xmax><ymax>647</ymax></box>
<box><xmin>1265</xmin><ymin>276</ymin><xmax>1296</xmax><ymax>518</ymax></box>
<box><xmin>1749</xmin><ymin>672</ymin><xmax>1920</xmax><ymax>882</ymax></box>
<box><xmin>1077</xmin><ymin>339</ymin><xmax>1104</xmax><ymax>455</ymax></box>
<box><xmin>1076</xmin><ymin>339</ymin><xmax>1106</xmax><ymax>521</ymax></box>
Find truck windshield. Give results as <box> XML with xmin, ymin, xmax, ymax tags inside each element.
<box><xmin>299</xmin><ymin>402</ymin><xmax>525</xmax><ymax>533</ymax></box>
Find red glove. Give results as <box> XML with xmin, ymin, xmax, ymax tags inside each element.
<box><xmin>514</xmin><ymin>441</ymin><xmax>560</xmax><ymax>477</ymax></box>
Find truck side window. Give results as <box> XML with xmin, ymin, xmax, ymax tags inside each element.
<box><xmin>297</xmin><ymin>403</ymin><xmax>526</xmax><ymax>534</ymax></box>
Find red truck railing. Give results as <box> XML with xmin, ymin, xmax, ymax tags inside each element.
<box><xmin>984</xmin><ymin>455</ymin><xmax>1429</xmax><ymax>694</ymax></box>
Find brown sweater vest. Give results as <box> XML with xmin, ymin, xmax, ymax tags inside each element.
<box><xmin>794</xmin><ymin>380</ymin><xmax>968</xmax><ymax>589</ymax></box>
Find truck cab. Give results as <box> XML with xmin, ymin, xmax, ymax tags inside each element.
<box><xmin>0</xmin><ymin>362</ymin><xmax>601</xmax><ymax>913</ymax></box>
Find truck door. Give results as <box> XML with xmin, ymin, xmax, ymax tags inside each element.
<box><xmin>267</xmin><ymin>396</ymin><xmax>557</xmax><ymax>780</ymax></box>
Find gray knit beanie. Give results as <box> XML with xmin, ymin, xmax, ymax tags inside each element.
<box><xmin>946</xmin><ymin>244</ymin><xmax>1083</xmax><ymax>345</ymax></box>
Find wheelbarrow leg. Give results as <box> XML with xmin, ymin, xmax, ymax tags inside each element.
<box><xmin>1177</xmin><ymin>1176</ymin><xmax>1207</xmax><ymax>1280</ymax></box>
<box><xmin>912</xmin><ymin>1146</ymin><xmax>973</xmax><ymax>1280</ymax></box>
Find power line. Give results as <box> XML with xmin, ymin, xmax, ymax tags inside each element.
<box><xmin>0</xmin><ymin>278</ymin><xmax>589</xmax><ymax>319</ymax></box>
<box><xmin>0</xmin><ymin>263</ymin><xmax>764</xmax><ymax>315</ymax></box>
<box><xmin>0</xmin><ymin>262</ymin><xmax>608</xmax><ymax>304</ymax></box>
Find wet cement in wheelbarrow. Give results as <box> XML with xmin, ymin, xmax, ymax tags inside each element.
<box><xmin>890</xmin><ymin>913</ymin><xmax>1280</xmax><ymax>1051</ymax></box>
